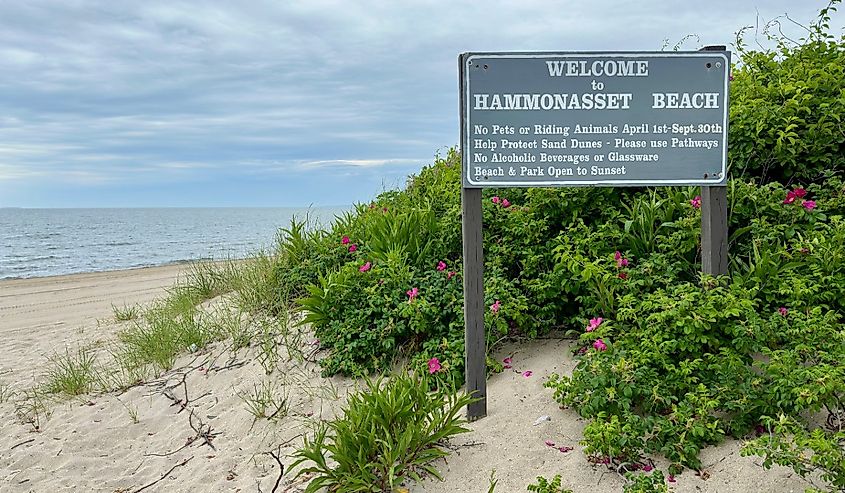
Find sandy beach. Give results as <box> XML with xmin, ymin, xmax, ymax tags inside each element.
<box><xmin>0</xmin><ymin>266</ymin><xmax>812</xmax><ymax>492</ymax></box>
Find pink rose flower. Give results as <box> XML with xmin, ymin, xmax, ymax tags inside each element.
<box><xmin>802</xmin><ymin>200</ymin><xmax>816</xmax><ymax>211</ymax></box>
<box><xmin>614</xmin><ymin>251</ymin><xmax>629</xmax><ymax>268</ymax></box>
<box><xmin>348</xmin><ymin>244</ymin><xmax>358</xmax><ymax>253</ymax></box>
<box><xmin>593</xmin><ymin>339</ymin><xmax>607</xmax><ymax>351</ymax></box>
<box><xmin>778</xmin><ymin>306</ymin><xmax>788</xmax><ymax>317</ymax></box>
<box><xmin>491</xmin><ymin>196</ymin><xmax>500</xmax><ymax>204</ymax></box>
<box><xmin>586</xmin><ymin>317</ymin><xmax>603</xmax><ymax>332</ymax></box>
<box><xmin>436</xmin><ymin>260</ymin><xmax>447</xmax><ymax>271</ymax></box>
<box><xmin>502</xmin><ymin>198</ymin><xmax>511</xmax><ymax>208</ymax></box>
<box><xmin>783</xmin><ymin>191</ymin><xmax>797</xmax><ymax>204</ymax></box>
<box><xmin>690</xmin><ymin>195</ymin><xmax>702</xmax><ymax>209</ymax></box>
<box><xmin>359</xmin><ymin>262</ymin><xmax>371</xmax><ymax>272</ymax></box>
<box><xmin>793</xmin><ymin>188</ymin><xmax>807</xmax><ymax>198</ymax></box>
<box><xmin>427</xmin><ymin>357</ymin><xmax>441</xmax><ymax>374</ymax></box>
<box><xmin>490</xmin><ymin>300</ymin><xmax>501</xmax><ymax>314</ymax></box>
<box><xmin>341</xmin><ymin>235</ymin><xmax>350</xmax><ymax>245</ymax></box>
<box><xmin>407</xmin><ymin>287</ymin><xmax>419</xmax><ymax>301</ymax></box>
<box><xmin>447</xmin><ymin>270</ymin><xmax>456</xmax><ymax>280</ymax></box>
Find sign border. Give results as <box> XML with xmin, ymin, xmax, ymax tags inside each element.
<box><xmin>461</xmin><ymin>51</ymin><xmax>731</xmax><ymax>188</ymax></box>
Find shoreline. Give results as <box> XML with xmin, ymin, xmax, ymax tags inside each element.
<box><xmin>0</xmin><ymin>258</ymin><xmax>243</xmax><ymax>283</ymax></box>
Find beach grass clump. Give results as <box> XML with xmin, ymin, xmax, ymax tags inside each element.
<box><xmin>238</xmin><ymin>379</ymin><xmax>289</xmax><ymax>422</ymax></box>
<box><xmin>15</xmin><ymin>387</ymin><xmax>52</xmax><ymax>431</ymax></box>
<box><xmin>227</xmin><ymin>252</ymin><xmax>286</xmax><ymax>314</ymax></box>
<box><xmin>44</xmin><ymin>348</ymin><xmax>99</xmax><ymax>396</ymax></box>
<box><xmin>112</xmin><ymin>303</ymin><xmax>140</xmax><ymax>321</ymax></box>
<box><xmin>0</xmin><ymin>380</ymin><xmax>13</xmax><ymax>403</ymax></box>
<box><xmin>292</xmin><ymin>371</ymin><xmax>474</xmax><ymax>492</ymax></box>
<box><xmin>118</xmin><ymin>298</ymin><xmax>221</xmax><ymax>374</ymax></box>
<box><xmin>180</xmin><ymin>261</ymin><xmax>232</xmax><ymax>302</ymax></box>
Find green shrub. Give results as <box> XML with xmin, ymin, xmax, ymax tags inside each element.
<box><xmin>729</xmin><ymin>1</ymin><xmax>845</xmax><ymax>183</ymax></box>
<box><xmin>623</xmin><ymin>470</ymin><xmax>672</xmax><ymax>493</ymax></box>
<box><xmin>526</xmin><ymin>475</ymin><xmax>573</xmax><ymax>493</ymax></box>
<box><xmin>291</xmin><ymin>372</ymin><xmax>475</xmax><ymax>492</ymax></box>
<box><xmin>742</xmin><ymin>415</ymin><xmax>845</xmax><ymax>492</ymax></box>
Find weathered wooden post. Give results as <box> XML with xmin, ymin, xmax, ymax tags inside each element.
<box><xmin>460</xmin><ymin>54</ymin><xmax>487</xmax><ymax>420</ymax></box>
<box><xmin>700</xmin><ymin>45</ymin><xmax>729</xmax><ymax>277</ymax></box>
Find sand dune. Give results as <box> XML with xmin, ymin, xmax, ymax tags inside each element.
<box><xmin>0</xmin><ymin>267</ymin><xmax>812</xmax><ymax>492</ymax></box>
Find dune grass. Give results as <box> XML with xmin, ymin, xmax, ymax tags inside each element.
<box><xmin>112</xmin><ymin>303</ymin><xmax>140</xmax><ymax>322</ymax></box>
<box><xmin>44</xmin><ymin>348</ymin><xmax>99</xmax><ymax>396</ymax></box>
<box><xmin>0</xmin><ymin>380</ymin><xmax>13</xmax><ymax>404</ymax></box>
<box><xmin>238</xmin><ymin>379</ymin><xmax>289</xmax><ymax>422</ymax></box>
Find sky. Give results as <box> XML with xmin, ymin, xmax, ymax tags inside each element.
<box><xmin>0</xmin><ymin>1</ymin><xmax>841</xmax><ymax>208</ymax></box>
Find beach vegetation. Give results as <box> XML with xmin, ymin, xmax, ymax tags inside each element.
<box><xmin>622</xmin><ymin>470</ymin><xmax>672</xmax><ymax>493</ymax></box>
<box><xmin>44</xmin><ymin>348</ymin><xmax>99</xmax><ymax>396</ymax></box>
<box><xmin>258</xmin><ymin>3</ymin><xmax>845</xmax><ymax>489</ymax></box>
<box><xmin>238</xmin><ymin>379</ymin><xmax>289</xmax><ymax>422</ymax></box>
<box><xmin>15</xmin><ymin>387</ymin><xmax>52</xmax><ymax>432</ymax></box>
<box><xmin>112</xmin><ymin>303</ymin><xmax>140</xmax><ymax>321</ymax></box>
<box><xmin>526</xmin><ymin>475</ymin><xmax>573</xmax><ymax>493</ymax></box>
<box><xmin>0</xmin><ymin>379</ymin><xmax>13</xmax><ymax>404</ymax></box>
<box><xmin>291</xmin><ymin>371</ymin><xmax>474</xmax><ymax>492</ymax></box>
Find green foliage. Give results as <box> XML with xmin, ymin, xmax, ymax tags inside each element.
<box><xmin>623</xmin><ymin>470</ymin><xmax>672</xmax><ymax>493</ymax></box>
<box><xmin>526</xmin><ymin>475</ymin><xmax>573</xmax><ymax>493</ymax></box>
<box><xmin>238</xmin><ymin>379</ymin><xmax>289</xmax><ymax>421</ymax></box>
<box><xmin>730</xmin><ymin>1</ymin><xmax>845</xmax><ymax>183</ymax></box>
<box><xmin>291</xmin><ymin>371</ymin><xmax>474</xmax><ymax>492</ymax></box>
<box><xmin>44</xmin><ymin>348</ymin><xmax>99</xmax><ymax>396</ymax></box>
<box><xmin>742</xmin><ymin>415</ymin><xmax>845</xmax><ymax>492</ymax></box>
<box><xmin>0</xmin><ymin>380</ymin><xmax>13</xmax><ymax>404</ymax></box>
<box><xmin>117</xmin><ymin>292</ymin><xmax>221</xmax><ymax>374</ymax></box>
<box><xmin>112</xmin><ymin>303</ymin><xmax>140</xmax><ymax>322</ymax></box>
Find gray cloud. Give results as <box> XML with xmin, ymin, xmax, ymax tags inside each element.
<box><xmin>0</xmin><ymin>0</ymin><xmax>840</xmax><ymax>205</ymax></box>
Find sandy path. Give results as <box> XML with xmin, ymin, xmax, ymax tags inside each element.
<box><xmin>0</xmin><ymin>265</ymin><xmax>188</xmax><ymax>387</ymax></box>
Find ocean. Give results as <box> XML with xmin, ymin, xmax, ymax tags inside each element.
<box><xmin>0</xmin><ymin>207</ymin><xmax>346</xmax><ymax>280</ymax></box>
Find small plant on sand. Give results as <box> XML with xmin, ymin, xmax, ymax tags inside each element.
<box><xmin>117</xmin><ymin>398</ymin><xmax>140</xmax><ymax>424</ymax></box>
<box><xmin>15</xmin><ymin>387</ymin><xmax>52</xmax><ymax>431</ymax></box>
<box><xmin>0</xmin><ymin>380</ymin><xmax>13</xmax><ymax>403</ymax></box>
<box><xmin>526</xmin><ymin>475</ymin><xmax>573</xmax><ymax>493</ymax></box>
<box><xmin>44</xmin><ymin>348</ymin><xmax>98</xmax><ymax>395</ymax></box>
<box><xmin>112</xmin><ymin>303</ymin><xmax>140</xmax><ymax>321</ymax></box>
<box><xmin>238</xmin><ymin>380</ymin><xmax>289</xmax><ymax>422</ymax></box>
<box><xmin>212</xmin><ymin>306</ymin><xmax>252</xmax><ymax>353</ymax></box>
<box><xmin>118</xmin><ymin>295</ymin><xmax>221</xmax><ymax>375</ymax></box>
<box><xmin>292</xmin><ymin>371</ymin><xmax>475</xmax><ymax>492</ymax></box>
<box><xmin>623</xmin><ymin>470</ymin><xmax>672</xmax><ymax>493</ymax></box>
<box><xmin>487</xmin><ymin>470</ymin><xmax>499</xmax><ymax>493</ymax></box>
<box><xmin>256</xmin><ymin>316</ymin><xmax>282</xmax><ymax>375</ymax></box>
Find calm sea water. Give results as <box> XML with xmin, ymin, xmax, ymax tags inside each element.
<box><xmin>0</xmin><ymin>207</ymin><xmax>346</xmax><ymax>280</ymax></box>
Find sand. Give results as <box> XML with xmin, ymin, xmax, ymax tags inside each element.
<box><xmin>0</xmin><ymin>267</ymin><xmax>816</xmax><ymax>492</ymax></box>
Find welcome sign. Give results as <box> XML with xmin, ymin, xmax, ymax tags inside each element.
<box><xmin>460</xmin><ymin>52</ymin><xmax>730</xmax><ymax>187</ymax></box>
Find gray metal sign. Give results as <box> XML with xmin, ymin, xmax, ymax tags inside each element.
<box><xmin>460</xmin><ymin>52</ymin><xmax>730</xmax><ymax>187</ymax></box>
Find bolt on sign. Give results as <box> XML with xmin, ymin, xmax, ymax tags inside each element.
<box><xmin>458</xmin><ymin>50</ymin><xmax>731</xmax><ymax>421</ymax></box>
<box><xmin>461</xmin><ymin>52</ymin><xmax>730</xmax><ymax>187</ymax></box>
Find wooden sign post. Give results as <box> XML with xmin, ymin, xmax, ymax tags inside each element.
<box><xmin>459</xmin><ymin>49</ymin><xmax>730</xmax><ymax>420</ymax></box>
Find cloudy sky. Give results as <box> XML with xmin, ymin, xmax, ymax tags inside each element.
<box><xmin>0</xmin><ymin>1</ymin><xmax>840</xmax><ymax>207</ymax></box>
